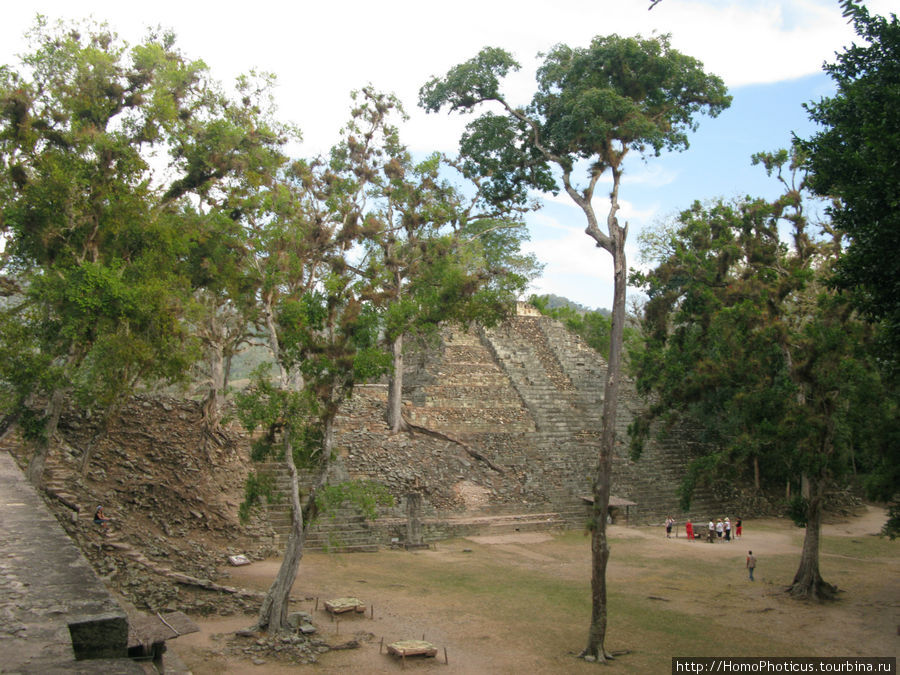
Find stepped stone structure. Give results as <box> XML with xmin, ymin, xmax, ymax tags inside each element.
<box><xmin>268</xmin><ymin>310</ymin><xmax>727</xmax><ymax>550</ymax></box>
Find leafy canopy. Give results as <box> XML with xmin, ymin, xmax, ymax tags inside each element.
<box><xmin>420</xmin><ymin>34</ymin><xmax>731</xmax><ymax>211</ymax></box>
<box><xmin>631</xmin><ymin>150</ymin><xmax>894</xmax><ymax>518</ymax></box>
<box><xmin>799</xmin><ymin>1</ymin><xmax>900</xmax><ymax>374</ymax></box>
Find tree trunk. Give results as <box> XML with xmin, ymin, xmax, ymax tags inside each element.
<box><xmin>26</xmin><ymin>388</ymin><xmax>66</xmax><ymax>487</ymax></box>
<box><xmin>262</xmin><ymin>292</ymin><xmax>295</xmax><ymax>390</ymax></box>
<box><xmin>788</xmin><ymin>473</ymin><xmax>837</xmax><ymax>601</ymax></box>
<box><xmin>256</xmin><ymin>416</ymin><xmax>336</xmax><ymax>633</ymax></box>
<box><xmin>256</xmin><ymin>434</ymin><xmax>305</xmax><ymax>633</ymax></box>
<box><xmin>581</xmin><ymin>226</ymin><xmax>627</xmax><ymax>662</ymax></box>
<box><xmin>79</xmin><ymin>414</ymin><xmax>113</xmax><ymax>477</ymax></box>
<box><xmin>387</xmin><ymin>333</ymin><xmax>407</xmax><ymax>434</ymax></box>
<box><xmin>224</xmin><ymin>349</ymin><xmax>235</xmax><ymax>394</ymax></box>
<box><xmin>202</xmin><ymin>341</ymin><xmax>227</xmax><ymax>433</ymax></box>
<box><xmin>753</xmin><ymin>455</ymin><xmax>760</xmax><ymax>490</ymax></box>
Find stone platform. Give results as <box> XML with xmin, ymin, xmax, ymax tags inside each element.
<box><xmin>0</xmin><ymin>451</ymin><xmax>142</xmax><ymax>674</ymax></box>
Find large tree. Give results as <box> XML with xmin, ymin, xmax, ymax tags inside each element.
<box><xmin>0</xmin><ymin>19</ymin><xmax>207</xmax><ymax>483</ymax></box>
<box><xmin>799</xmin><ymin>1</ymin><xmax>900</xmax><ymax>375</ymax></box>
<box><xmin>419</xmin><ymin>35</ymin><xmax>729</xmax><ymax>660</ymax></box>
<box><xmin>178</xmin><ymin>72</ymin><xmax>293</xmax><ymax>438</ymax></box>
<box><xmin>234</xmin><ymin>88</ymin><xmax>404</xmax><ymax>634</ymax></box>
<box><xmin>632</xmin><ymin>150</ymin><xmax>894</xmax><ymax>598</ymax></box>
<box><xmin>0</xmin><ymin>20</ymin><xmax>292</xmax><ymax>480</ymax></box>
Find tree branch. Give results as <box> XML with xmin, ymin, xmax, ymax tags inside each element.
<box><xmin>401</xmin><ymin>414</ymin><xmax>505</xmax><ymax>474</ymax></box>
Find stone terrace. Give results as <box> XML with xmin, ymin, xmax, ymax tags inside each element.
<box><xmin>0</xmin><ymin>451</ymin><xmax>141</xmax><ymax>674</ymax></box>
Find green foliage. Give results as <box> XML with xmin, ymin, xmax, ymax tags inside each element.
<box><xmin>631</xmin><ymin>150</ymin><xmax>895</xmax><ymax>512</ymax></box>
<box><xmin>18</xmin><ymin>407</ymin><xmax>49</xmax><ymax>443</ymax></box>
<box><xmin>533</xmin><ymin>34</ymin><xmax>731</xmax><ymax>159</ymax></box>
<box><xmin>799</xmin><ymin>2</ymin><xmax>900</xmax><ymax>375</ymax></box>
<box><xmin>419</xmin><ymin>47</ymin><xmax>520</xmax><ymax>113</ymax></box>
<box><xmin>353</xmin><ymin>345</ymin><xmax>392</xmax><ymax>383</ymax></box>
<box><xmin>0</xmin><ymin>17</ymin><xmax>291</xmax><ymax>437</ymax></box>
<box><xmin>787</xmin><ymin>495</ymin><xmax>809</xmax><ymax>528</ymax></box>
<box><xmin>315</xmin><ymin>479</ymin><xmax>395</xmax><ymax>522</ymax></box>
<box><xmin>238</xmin><ymin>470</ymin><xmax>278</xmax><ymax>524</ymax></box>
<box><xmin>420</xmin><ymin>36</ymin><xmax>730</xmax><ymax>210</ymax></box>
<box><xmin>883</xmin><ymin>505</ymin><xmax>900</xmax><ymax>540</ymax></box>
<box><xmin>234</xmin><ymin>368</ymin><xmax>328</xmax><ymax>468</ymax></box>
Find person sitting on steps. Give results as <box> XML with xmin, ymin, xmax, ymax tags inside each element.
<box><xmin>93</xmin><ymin>505</ymin><xmax>111</xmax><ymax>529</ymax></box>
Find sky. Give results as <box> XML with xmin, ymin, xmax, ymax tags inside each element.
<box><xmin>2</xmin><ymin>0</ymin><xmax>894</xmax><ymax>310</ymax></box>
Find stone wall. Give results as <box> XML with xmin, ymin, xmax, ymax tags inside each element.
<box><xmin>0</xmin><ymin>452</ymin><xmax>140</xmax><ymax>672</ymax></box>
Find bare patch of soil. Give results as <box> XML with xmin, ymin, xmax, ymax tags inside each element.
<box><xmin>173</xmin><ymin>509</ymin><xmax>898</xmax><ymax>673</ymax></box>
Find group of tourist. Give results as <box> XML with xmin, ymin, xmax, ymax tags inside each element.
<box><xmin>667</xmin><ymin>516</ymin><xmax>742</xmax><ymax>542</ymax></box>
<box><xmin>665</xmin><ymin>515</ymin><xmax>757</xmax><ymax>581</ymax></box>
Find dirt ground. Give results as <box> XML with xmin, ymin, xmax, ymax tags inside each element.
<box><xmin>6</xmin><ymin>399</ymin><xmax>895</xmax><ymax>673</ymax></box>
<box><xmin>170</xmin><ymin>505</ymin><xmax>899</xmax><ymax>674</ymax></box>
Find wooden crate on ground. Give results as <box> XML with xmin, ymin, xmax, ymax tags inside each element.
<box><xmin>324</xmin><ymin>597</ymin><xmax>366</xmax><ymax>615</ymax></box>
<box><xmin>386</xmin><ymin>639</ymin><xmax>438</xmax><ymax>658</ymax></box>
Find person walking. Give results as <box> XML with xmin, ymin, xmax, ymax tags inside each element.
<box><xmin>736</xmin><ymin>517</ymin><xmax>743</xmax><ymax>538</ymax></box>
<box><xmin>746</xmin><ymin>550</ymin><xmax>757</xmax><ymax>581</ymax></box>
<box><xmin>685</xmin><ymin>519</ymin><xmax>694</xmax><ymax>541</ymax></box>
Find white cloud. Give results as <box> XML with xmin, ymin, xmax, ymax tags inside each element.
<box><xmin>643</xmin><ymin>0</ymin><xmax>897</xmax><ymax>87</ymax></box>
<box><xmin>521</xmin><ymin>195</ymin><xmax>658</xmax><ymax>309</ymax></box>
<box><xmin>5</xmin><ymin>0</ymin><xmax>892</xmax><ymax>156</ymax></box>
<box><xmin>523</xmin><ymin>226</ymin><xmax>611</xmax><ymax>284</ymax></box>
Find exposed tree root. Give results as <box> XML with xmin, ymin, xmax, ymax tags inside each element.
<box><xmin>401</xmin><ymin>414</ymin><xmax>504</xmax><ymax>474</ymax></box>
<box><xmin>578</xmin><ymin>648</ymin><xmax>618</xmax><ymax>663</ymax></box>
<box><xmin>786</xmin><ymin>579</ymin><xmax>839</xmax><ymax>602</ymax></box>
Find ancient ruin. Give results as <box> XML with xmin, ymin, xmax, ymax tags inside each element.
<box><xmin>263</xmin><ymin>309</ymin><xmax>727</xmax><ymax>550</ymax></box>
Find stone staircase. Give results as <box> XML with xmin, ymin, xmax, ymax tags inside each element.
<box><xmin>482</xmin><ymin>316</ymin><xmax>723</xmax><ymax>525</ymax></box>
<box><xmin>254</xmin><ymin>462</ymin><xmax>383</xmax><ymax>552</ymax></box>
<box><xmin>256</xmin><ymin>314</ymin><xmax>733</xmax><ymax>543</ymax></box>
<box><xmin>480</xmin><ymin>318</ymin><xmax>602</xmax><ymax>518</ymax></box>
<box><xmin>404</xmin><ymin>329</ymin><xmax>535</xmax><ymax>434</ymax></box>
<box><xmin>256</xmin><ymin>450</ymin><xmax>578</xmax><ymax>549</ymax></box>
